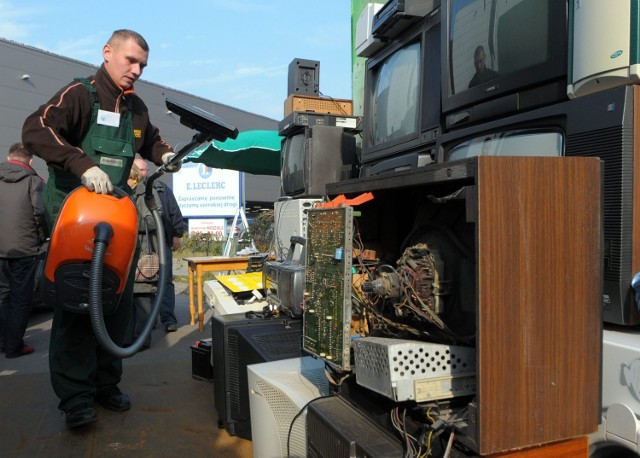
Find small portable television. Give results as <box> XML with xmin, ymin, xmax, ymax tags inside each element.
<box><xmin>280</xmin><ymin>125</ymin><xmax>357</xmax><ymax>198</ymax></box>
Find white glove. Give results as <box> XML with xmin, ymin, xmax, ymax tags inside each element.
<box><xmin>81</xmin><ymin>166</ymin><xmax>113</xmax><ymax>194</ymax></box>
<box><xmin>162</xmin><ymin>152</ymin><xmax>182</xmax><ymax>173</ymax></box>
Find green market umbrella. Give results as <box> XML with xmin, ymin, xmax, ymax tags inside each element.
<box><xmin>184</xmin><ymin>129</ymin><xmax>283</xmax><ymax>176</ymax></box>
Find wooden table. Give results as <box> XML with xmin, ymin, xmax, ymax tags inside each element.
<box><xmin>183</xmin><ymin>256</ymin><xmax>253</xmax><ymax>331</ymax></box>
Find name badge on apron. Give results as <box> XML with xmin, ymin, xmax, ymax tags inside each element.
<box><xmin>97</xmin><ymin>110</ymin><xmax>121</xmax><ymax>127</ymax></box>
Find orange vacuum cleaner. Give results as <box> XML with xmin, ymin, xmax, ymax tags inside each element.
<box><xmin>43</xmin><ymin>187</ymin><xmax>139</xmax><ymax>316</ymax></box>
<box><xmin>42</xmin><ymin>186</ymin><xmax>160</xmax><ymax>358</ymax></box>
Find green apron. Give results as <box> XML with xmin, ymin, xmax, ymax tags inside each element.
<box><xmin>43</xmin><ymin>78</ymin><xmax>135</xmax><ymax>230</ymax></box>
<box><xmin>48</xmin><ymin>78</ymin><xmax>138</xmax><ymax>412</ymax></box>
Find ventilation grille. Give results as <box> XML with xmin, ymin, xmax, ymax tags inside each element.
<box><xmin>354</xmin><ymin>337</ymin><xmax>476</xmax><ymax>402</ymax></box>
<box><xmin>228</xmin><ymin>333</ymin><xmax>241</xmax><ymax>414</ymax></box>
<box><xmin>250</xmin><ymin>331</ymin><xmax>302</xmax><ymax>358</ymax></box>
<box><xmin>307</xmin><ymin>410</ymin><xmax>351</xmax><ymax>458</ymax></box>
<box><xmin>566</xmin><ymin>125</ymin><xmax>630</xmax><ymax>283</ymax></box>
<box><xmin>306</xmin><ymin>396</ymin><xmax>404</xmax><ymax>458</ymax></box>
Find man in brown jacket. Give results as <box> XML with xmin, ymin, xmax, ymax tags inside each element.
<box><xmin>22</xmin><ymin>29</ymin><xmax>179</xmax><ymax>429</ymax></box>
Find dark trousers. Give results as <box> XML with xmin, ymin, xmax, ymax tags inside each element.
<box><xmin>0</xmin><ymin>256</ymin><xmax>36</xmax><ymax>355</ymax></box>
<box><xmin>131</xmin><ymin>293</ymin><xmax>153</xmax><ymax>348</ymax></box>
<box><xmin>48</xmin><ymin>264</ymin><xmax>135</xmax><ymax>412</ymax></box>
<box><xmin>159</xmin><ymin>244</ymin><xmax>177</xmax><ymax>327</ymax></box>
<box><xmin>129</xmin><ymin>244</ymin><xmax>176</xmax><ymax>345</ymax></box>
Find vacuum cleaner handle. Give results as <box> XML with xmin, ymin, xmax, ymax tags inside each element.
<box><xmin>112</xmin><ymin>186</ymin><xmax>129</xmax><ymax>198</ymax></box>
<box><xmin>145</xmin><ymin>133</ymin><xmax>207</xmax><ymax>198</ymax></box>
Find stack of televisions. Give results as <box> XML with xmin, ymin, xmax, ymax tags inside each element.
<box><xmin>278</xmin><ymin>57</ymin><xmax>363</xmax><ymax>199</ymax></box>
<box><xmin>353</xmin><ymin>0</ymin><xmax>640</xmax><ymax>329</ymax></box>
<box><xmin>210</xmin><ymin>0</ymin><xmax>640</xmax><ymax>455</ymax></box>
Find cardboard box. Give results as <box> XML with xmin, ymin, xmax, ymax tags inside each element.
<box><xmin>284</xmin><ymin>94</ymin><xmax>353</xmax><ymax>117</ymax></box>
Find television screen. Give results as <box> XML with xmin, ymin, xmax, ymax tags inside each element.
<box><xmin>371</xmin><ymin>41</ymin><xmax>420</xmax><ymax>148</ymax></box>
<box><xmin>446</xmin><ymin>128</ymin><xmax>563</xmax><ymax>161</ymax></box>
<box><xmin>281</xmin><ymin>133</ymin><xmax>305</xmax><ymax>196</ymax></box>
<box><xmin>442</xmin><ymin>0</ymin><xmax>568</xmax><ymax>128</ymax></box>
<box><xmin>362</xmin><ymin>7</ymin><xmax>441</xmax><ymax>167</ymax></box>
<box><xmin>436</xmin><ymin>84</ymin><xmax>640</xmax><ymax>326</ymax></box>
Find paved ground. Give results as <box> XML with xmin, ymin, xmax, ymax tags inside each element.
<box><xmin>0</xmin><ymin>281</ymin><xmax>253</xmax><ymax>458</ymax></box>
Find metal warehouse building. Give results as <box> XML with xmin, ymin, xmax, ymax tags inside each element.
<box><xmin>0</xmin><ymin>37</ymin><xmax>280</xmax><ymax>212</ymax></box>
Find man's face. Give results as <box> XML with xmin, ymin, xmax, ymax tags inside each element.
<box><xmin>474</xmin><ymin>49</ymin><xmax>486</xmax><ymax>73</ymax></box>
<box><xmin>135</xmin><ymin>161</ymin><xmax>149</xmax><ymax>177</ymax></box>
<box><xmin>102</xmin><ymin>38</ymin><xmax>148</xmax><ymax>89</ymax></box>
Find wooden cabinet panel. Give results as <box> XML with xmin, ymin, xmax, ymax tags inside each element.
<box><xmin>473</xmin><ymin>157</ymin><xmax>602</xmax><ymax>454</ymax></box>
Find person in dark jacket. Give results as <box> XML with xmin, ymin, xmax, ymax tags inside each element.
<box><xmin>0</xmin><ymin>143</ymin><xmax>46</xmax><ymax>358</ymax></box>
<box><xmin>21</xmin><ymin>29</ymin><xmax>180</xmax><ymax>429</ymax></box>
<box><xmin>127</xmin><ymin>163</ymin><xmax>159</xmax><ymax>349</ymax></box>
<box><xmin>468</xmin><ymin>45</ymin><xmax>499</xmax><ymax>89</ymax></box>
<box><xmin>134</xmin><ymin>158</ymin><xmax>184</xmax><ymax>332</ymax></box>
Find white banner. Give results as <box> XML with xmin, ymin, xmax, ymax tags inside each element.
<box><xmin>171</xmin><ymin>162</ymin><xmax>241</xmax><ymax>218</ymax></box>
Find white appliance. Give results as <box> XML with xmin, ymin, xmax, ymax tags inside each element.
<box><xmin>568</xmin><ymin>0</ymin><xmax>640</xmax><ymax>98</ymax></box>
<box><xmin>248</xmin><ymin>356</ymin><xmax>328</xmax><ymax>458</ymax></box>
<box><xmin>273</xmin><ymin>198</ymin><xmax>320</xmax><ymax>263</ymax></box>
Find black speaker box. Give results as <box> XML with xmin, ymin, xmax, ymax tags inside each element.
<box><xmin>288</xmin><ymin>58</ymin><xmax>320</xmax><ymax>96</ymax></box>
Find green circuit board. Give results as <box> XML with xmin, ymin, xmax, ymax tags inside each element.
<box><xmin>303</xmin><ymin>206</ymin><xmax>353</xmax><ymax>371</ymax></box>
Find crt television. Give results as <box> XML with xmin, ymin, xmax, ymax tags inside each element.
<box><xmin>211</xmin><ymin>313</ymin><xmax>303</xmax><ymax>440</ymax></box>
<box><xmin>264</xmin><ymin>233</ymin><xmax>306</xmax><ymax>318</ymax></box>
<box><xmin>361</xmin><ymin>4</ymin><xmax>441</xmax><ymax>166</ymax></box>
<box><xmin>263</xmin><ymin>259</ymin><xmax>305</xmax><ymax>317</ymax></box>
<box><xmin>280</xmin><ymin>125</ymin><xmax>357</xmax><ymax>198</ymax></box>
<box><xmin>248</xmin><ymin>356</ymin><xmax>328</xmax><ymax>458</ymax></box>
<box><xmin>306</xmin><ymin>395</ymin><xmax>404</xmax><ymax>458</ymax></box>
<box><xmin>437</xmin><ymin>84</ymin><xmax>640</xmax><ymax>326</ymax></box>
<box><xmin>441</xmin><ymin>0</ymin><xmax>568</xmax><ymax>130</ymax></box>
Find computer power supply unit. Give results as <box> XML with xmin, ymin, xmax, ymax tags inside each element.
<box><xmin>353</xmin><ymin>336</ymin><xmax>476</xmax><ymax>402</ymax></box>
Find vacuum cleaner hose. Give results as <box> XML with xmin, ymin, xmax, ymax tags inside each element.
<box><xmin>87</xmin><ymin>139</ymin><xmax>201</xmax><ymax>358</ymax></box>
<box><xmin>89</xmin><ymin>207</ymin><xmax>168</xmax><ymax>359</ymax></box>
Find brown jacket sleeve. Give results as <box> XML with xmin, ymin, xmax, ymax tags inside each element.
<box><xmin>22</xmin><ymin>80</ymin><xmax>97</xmax><ymax>178</ymax></box>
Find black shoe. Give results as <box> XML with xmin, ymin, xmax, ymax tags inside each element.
<box><xmin>96</xmin><ymin>386</ymin><xmax>131</xmax><ymax>412</ymax></box>
<box><xmin>66</xmin><ymin>404</ymin><xmax>97</xmax><ymax>428</ymax></box>
<box><xmin>164</xmin><ymin>323</ymin><xmax>177</xmax><ymax>332</ymax></box>
<box><xmin>5</xmin><ymin>344</ymin><xmax>34</xmax><ymax>358</ymax></box>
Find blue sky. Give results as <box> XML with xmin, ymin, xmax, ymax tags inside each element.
<box><xmin>0</xmin><ymin>0</ymin><xmax>354</xmax><ymax>121</ymax></box>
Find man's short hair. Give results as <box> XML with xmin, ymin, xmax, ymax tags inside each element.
<box><xmin>108</xmin><ymin>29</ymin><xmax>149</xmax><ymax>52</ymax></box>
<box><xmin>474</xmin><ymin>45</ymin><xmax>486</xmax><ymax>60</ymax></box>
<box><xmin>8</xmin><ymin>142</ymin><xmax>32</xmax><ymax>161</ymax></box>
